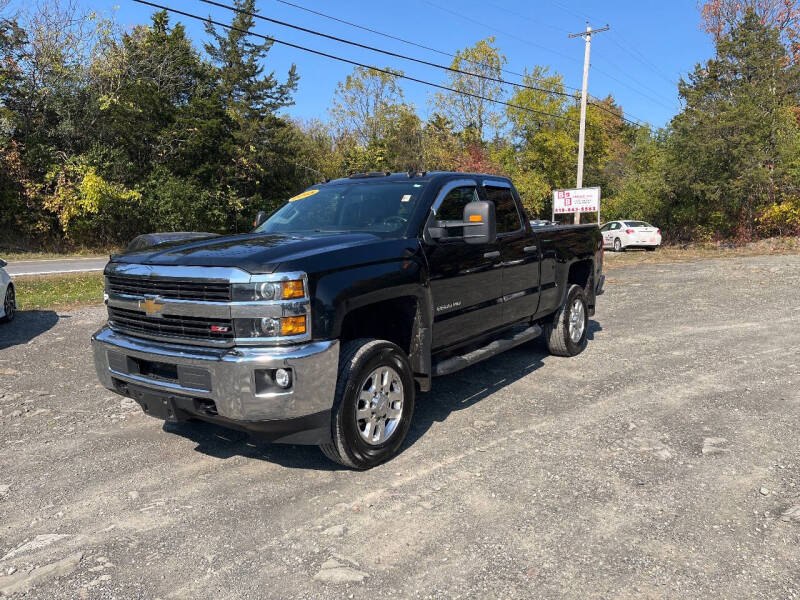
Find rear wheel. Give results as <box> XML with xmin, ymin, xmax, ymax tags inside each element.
<box><xmin>1</xmin><ymin>284</ymin><xmax>15</xmax><ymax>322</ymax></box>
<box><xmin>320</xmin><ymin>339</ymin><xmax>415</xmax><ymax>470</ymax></box>
<box><xmin>613</xmin><ymin>238</ymin><xmax>623</xmax><ymax>252</ymax></box>
<box><xmin>646</xmin><ymin>246</ymin><xmax>656</xmax><ymax>252</ymax></box>
<box><xmin>544</xmin><ymin>284</ymin><xmax>588</xmax><ymax>357</ymax></box>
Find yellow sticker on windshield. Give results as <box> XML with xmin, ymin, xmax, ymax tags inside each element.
<box><xmin>288</xmin><ymin>189</ymin><xmax>320</xmax><ymax>202</ymax></box>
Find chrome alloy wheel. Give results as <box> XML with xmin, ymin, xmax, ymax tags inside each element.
<box><xmin>355</xmin><ymin>366</ymin><xmax>404</xmax><ymax>445</ymax></box>
<box><xmin>568</xmin><ymin>298</ymin><xmax>585</xmax><ymax>343</ymax></box>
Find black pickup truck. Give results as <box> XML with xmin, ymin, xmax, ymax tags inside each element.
<box><xmin>92</xmin><ymin>171</ymin><xmax>603</xmax><ymax>469</ymax></box>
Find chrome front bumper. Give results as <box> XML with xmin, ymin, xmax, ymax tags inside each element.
<box><xmin>92</xmin><ymin>326</ymin><xmax>339</xmax><ymax>422</ymax></box>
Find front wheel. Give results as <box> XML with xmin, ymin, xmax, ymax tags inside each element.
<box><xmin>613</xmin><ymin>238</ymin><xmax>624</xmax><ymax>252</ymax></box>
<box><xmin>1</xmin><ymin>284</ymin><xmax>15</xmax><ymax>322</ymax></box>
<box><xmin>320</xmin><ymin>339</ymin><xmax>415</xmax><ymax>469</ymax></box>
<box><xmin>544</xmin><ymin>284</ymin><xmax>588</xmax><ymax>357</ymax></box>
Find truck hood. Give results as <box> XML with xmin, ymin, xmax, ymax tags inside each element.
<box><xmin>112</xmin><ymin>231</ymin><xmax>384</xmax><ymax>274</ymax></box>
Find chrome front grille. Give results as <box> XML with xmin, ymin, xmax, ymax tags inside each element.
<box><xmin>108</xmin><ymin>306</ymin><xmax>234</xmax><ymax>345</ymax></box>
<box><xmin>103</xmin><ymin>264</ymin><xmax>311</xmax><ymax>348</ymax></box>
<box><xmin>107</xmin><ymin>275</ymin><xmax>231</xmax><ymax>302</ymax></box>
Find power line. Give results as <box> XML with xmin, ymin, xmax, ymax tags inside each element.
<box><xmin>607</xmin><ymin>32</ymin><xmax>679</xmax><ymax>87</ymax></box>
<box><xmin>421</xmin><ymin>0</ymin><xmax>582</xmax><ymax>67</ymax></box>
<box><xmin>480</xmin><ymin>0</ymin><xmax>569</xmax><ymax>35</ymax></box>
<box><xmin>269</xmin><ymin>0</ymin><xmax>582</xmax><ymax>92</ymax></box>
<box><xmin>543</xmin><ymin>1</ymin><xmax>680</xmax><ymax>108</ymax></box>
<box><xmin>208</xmin><ymin>0</ymin><xmax>645</xmax><ymax>127</ymax></box>
<box><xmin>264</xmin><ymin>0</ymin><xmax>645</xmax><ymax>126</ymax></box>
<box><xmin>132</xmin><ymin>0</ymin><xmax>582</xmax><ymax>126</ymax></box>
<box><xmin>421</xmin><ymin>0</ymin><xmax>678</xmax><ymax>114</ymax></box>
<box><xmin>549</xmin><ymin>0</ymin><xmax>593</xmax><ymax>22</ymax></box>
<box><xmin>591</xmin><ymin>61</ymin><xmax>680</xmax><ymax>113</ymax></box>
<box><xmin>588</xmin><ymin>99</ymin><xmax>647</xmax><ymax>128</ymax></box>
<box><xmin>200</xmin><ymin>0</ymin><xmax>587</xmax><ymax>106</ymax></box>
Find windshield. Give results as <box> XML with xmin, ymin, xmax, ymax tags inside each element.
<box><xmin>257</xmin><ymin>182</ymin><xmax>426</xmax><ymax>236</ymax></box>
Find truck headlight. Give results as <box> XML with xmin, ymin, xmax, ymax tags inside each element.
<box><xmin>232</xmin><ymin>280</ymin><xmax>305</xmax><ymax>301</ymax></box>
<box><xmin>233</xmin><ymin>315</ymin><xmax>307</xmax><ymax>338</ymax></box>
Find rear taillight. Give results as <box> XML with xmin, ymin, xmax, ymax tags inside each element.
<box><xmin>657</xmin><ymin>229</ymin><xmax>661</xmax><ymax>235</ymax></box>
<box><xmin>625</xmin><ymin>228</ymin><xmax>635</xmax><ymax>234</ymax></box>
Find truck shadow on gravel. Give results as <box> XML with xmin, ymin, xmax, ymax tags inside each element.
<box><xmin>0</xmin><ymin>310</ymin><xmax>60</xmax><ymax>350</ymax></box>
<box><xmin>407</xmin><ymin>319</ymin><xmax>602</xmax><ymax>448</ymax></box>
<box><xmin>163</xmin><ymin>320</ymin><xmax>602</xmax><ymax>470</ymax></box>
<box><xmin>163</xmin><ymin>420</ymin><xmax>341</xmax><ymax>470</ymax></box>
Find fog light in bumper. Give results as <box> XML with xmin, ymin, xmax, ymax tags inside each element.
<box><xmin>255</xmin><ymin>368</ymin><xmax>294</xmax><ymax>394</ymax></box>
<box><xmin>275</xmin><ymin>368</ymin><xmax>292</xmax><ymax>388</ymax></box>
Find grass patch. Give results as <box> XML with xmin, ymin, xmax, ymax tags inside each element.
<box><xmin>604</xmin><ymin>236</ymin><xmax>800</xmax><ymax>270</ymax></box>
<box><xmin>1</xmin><ymin>250</ymin><xmax>115</xmax><ymax>262</ymax></box>
<box><xmin>14</xmin><ymin>272</ymin><xmax>105</xmax><ymax>311</ymax></box>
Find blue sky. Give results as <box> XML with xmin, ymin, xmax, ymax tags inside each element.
<box><xmin>63</xmin><ymin>1</ymin><xmax>715</xmax><ymax>127</ymax></box>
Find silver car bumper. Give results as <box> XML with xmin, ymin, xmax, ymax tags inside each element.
<box><xmin>91</xmin><ymin>326</ymin><xmax>339</xmax><ymax>422</ymax></box>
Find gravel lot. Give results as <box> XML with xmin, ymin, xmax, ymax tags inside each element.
<box><xmin>1</xmin><ymin>253</ymin><xmax>799</xmax><ymax>599</ymax></box>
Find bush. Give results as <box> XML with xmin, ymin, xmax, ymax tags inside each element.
<box><xmin>758</xmin><ymin>198</ymin><xmax>800</xmax><ymax>237</ymax></box>
<box><xmin>41</xmin><ymin>158</ymin><xmax>141</xmax><ymax>246</ymax></box>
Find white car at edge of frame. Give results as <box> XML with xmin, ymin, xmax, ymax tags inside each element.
<box><xmin>600</xmin><ymin>220</ymin><xmax>662</xmax><ymax>252</ymax></box>
<box><xmin>0</xmin><ymin>259</ymin><xmax>16</xmax><ymax>322</ymax></box>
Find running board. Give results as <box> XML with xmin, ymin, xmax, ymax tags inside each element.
<box><xmin>432</xmin><ymin>324</ymin><xmax>542</xmax><ymax>377</ymax></box>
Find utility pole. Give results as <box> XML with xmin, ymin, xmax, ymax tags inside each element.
<box><xmin>569</xmin><ymin>23</ymin><xmax>609</xmax><ymax>224</ymax></box>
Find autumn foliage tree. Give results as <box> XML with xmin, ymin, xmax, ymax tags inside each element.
<box><xmin>699</xmin><ymin>0</ymin><xmax>800</xmax><ymax>61</ymax></box>
<box><xmin>2</xmin><ymin>2</ymin><xmax>800</xmax><ymax>250</ymax></box>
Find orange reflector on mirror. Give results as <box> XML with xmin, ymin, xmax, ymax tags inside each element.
<box><xmin>469</xmin><ymin>215</ymin><xmax>482</xmax><ymax>222</ymax></box>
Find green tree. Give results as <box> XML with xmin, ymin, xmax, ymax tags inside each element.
<box><xmin>433</xmin><ymin>37</ymin><xmax>507</xmax><ymax>140</ymax></box>
<box><xmin>91</xmin><ymin>10</ymin><xmax>209</xmax><ymax>180</ymax></box>
<box><xmin>330</xmin><ymin>66</ymin><xmax>404</xmax><ymax>143</ymax></box>
<box><xmin>203</xmin><ymin>0</ymin><xmax>301</xmax><ymax>228</ymax></box>
<box><xmin>328</xmin><ymin>66</ymin><xmax>423</xmax><ymax>172</ymax></box>
<box><xmin>667</xmin><ymin>9</ymin><xmax>800</xmax><ymax>239</ymax></box>
<box><xmin>421</xmin><ymin>113</ymin><xmax>461</xmax><ymax>171</ymax></box>
<box><xmin>604</xmin><ymin>126</ymin><xmax>670</xmax><ymax>225</ymax></box>
<box><xmin>501</xmin><ymin>67</ymin><xmax>576</xmax><ymax>215</ymax></box>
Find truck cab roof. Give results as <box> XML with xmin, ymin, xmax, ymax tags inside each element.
<box><xmin>322</xmin><ymin>171</ymin><xmax>513</xmax><ymax>187</ymax></box>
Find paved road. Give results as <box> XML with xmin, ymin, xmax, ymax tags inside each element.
<box><xmin>4</xmin><ymin>256</ymin><xmax>108</xmax><ymax>277</ymax></box>
<box><xmin>1</xmin><ymin>254</ymin><xmax>799</xmax><ymax>598</ymax></box>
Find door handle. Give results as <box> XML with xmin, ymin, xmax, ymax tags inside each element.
<box><xmin>483</xmin><ymin>251</ymin><xmax>500</xmax><ymax>259</ymax></box>
<box><xmin>523</xmin><ymin>245</ymin><xmax>538</xmax><ymax>254</ymax></box>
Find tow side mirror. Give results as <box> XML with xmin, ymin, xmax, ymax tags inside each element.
<box><xmin>462</xmin><ymin>200</ymin><xmax>496</xmax><ymax>245</ymax></box>
<box><xmin>427</xmin><ymin>200</ymin><xmax>496</xmax><ymax>244</ymax></box>
<box><xmin>0</xmin><ymin>259</ymin><xmax>6</xmax><ymax>268</ymax></box>
<box><xmin>253</xmin><ymin>210</ymin><xmax>267</xmax><ymax>229</ymax></box>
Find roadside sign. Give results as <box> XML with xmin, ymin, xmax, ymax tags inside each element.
<box><xmin>552</xmin><ymin>187</ymin><xmax>601</xmax><ymax>224</ymax></box>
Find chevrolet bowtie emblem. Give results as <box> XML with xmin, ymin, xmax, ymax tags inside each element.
<box><xmin>139</xmin><ymin>296</ymin><xmax>165</xmax><ymax>317</ymax></box>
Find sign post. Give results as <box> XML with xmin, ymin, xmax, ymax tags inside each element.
<box><xmin>551</xmin><ymin>187</ymin><xmax>601</xmax><ymax>225</ymax></box>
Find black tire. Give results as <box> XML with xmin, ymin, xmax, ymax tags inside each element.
<box><xmin>1</xmin><ymin>284</ymin><xmax>15</xmax><ymax>322</ymax></box>
<box><xmin>646</xmin><ymin>246</ymin><xmax>656</xmax><ymax>252</ymax></box>
<box><xmin>543</xmin><ymin>284</ymin><xmax>588</xmax><ymax>357</ymax></box>
<box><xmin>613</xmin><ymin>238</ymin><xmax>624</xmax><ymax>252</ymax></box>
<box><xmin>320</xmin><ymin>338</ymin><xmax>415</xmax><ymax>470</ymax></box>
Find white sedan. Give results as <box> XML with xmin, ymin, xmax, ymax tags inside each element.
<box><xmin>600</xmin><ymin>220</ymin><xmax>662</xmax><ymax>252</ymax></box>
<box><xmin>0</xmin><ymin>259</ymin><xmax>15</xmax><ymax>322</ymax></box>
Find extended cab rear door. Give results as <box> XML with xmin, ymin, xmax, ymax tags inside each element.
<box><xmin>481</xmin><ymin>180</ymin><xmax>541</xmax><ymax>325</ymax></box>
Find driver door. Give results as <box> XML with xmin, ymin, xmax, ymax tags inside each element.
<box><xmin>424</xmin><ymin>181</ymin><xmax>503</xmax><ymax>350</ymax></box>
